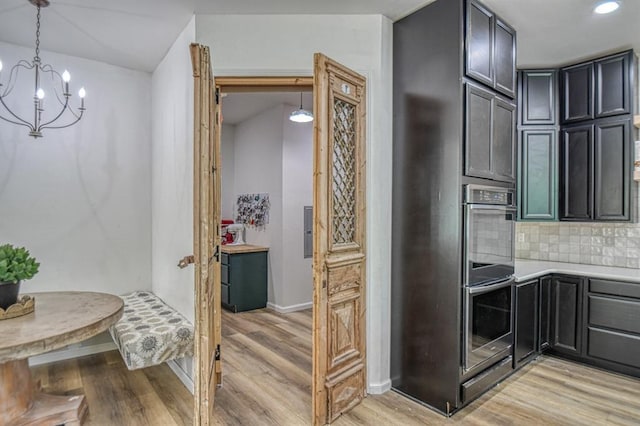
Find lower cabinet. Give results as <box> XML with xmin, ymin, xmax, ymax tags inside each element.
<box><xmin>538</xmin><ymin>276</ymin><xmax>552</xmax><ymax>351</ymax></box>
<box><xmin>585</xmin><ymin>278</ymin><xmax>640</xmax><ymax>373</ymax></box>
<box><xmin>516</xmin><ymin>273</ymin><xmax>640</xmax><ymax>378</ymax></box>
<box><xmin>514</xmin><ymin>280</ymin><xmax>539</xmax><ymax>367</ymax></box>
<box><xmin>221</xmin><ymin>249</ymin><xmax>268</xmax><ymax>313</ymax></box>
<box><xmin>550</xmin><ymin>276</ymin><xmax>583</xmax><ymax>356</ymax></box>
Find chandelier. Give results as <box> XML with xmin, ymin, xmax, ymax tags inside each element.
<box><xmin>0</xmin><ymin>0</ymin><xmax>86</xmax><ymax>138</ymax></box>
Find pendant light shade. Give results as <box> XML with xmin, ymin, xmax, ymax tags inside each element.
<box><xmin>289</xmin><ymin>92</ymin><xmax>313</xmax><ymax>123</ymax></box>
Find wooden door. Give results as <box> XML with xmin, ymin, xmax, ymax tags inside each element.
<box><xmin>312</xmin><ymin>53</ymin><xmax>367</xmax><ymax>425</ymax></box>
<box><xmin>190</xmin><ymin>43</ymin><xmax>222</xmax><ymax>426</ymax></box>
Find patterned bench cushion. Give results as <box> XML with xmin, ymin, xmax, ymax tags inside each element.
<box><xmin>109</xmin><ymin>291</ymin><xmax>194</xmax><ymax>370</ymax></box>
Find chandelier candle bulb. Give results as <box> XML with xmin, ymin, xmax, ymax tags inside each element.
<box><xmin>62</xmin><ymin>70</ymin><xmax>70</xmax><ymax>94</ymax></box>
<box><xmin>79</xmin><ymin>87</ymin><xmax>85</xmax><ymax>109</ymax></box>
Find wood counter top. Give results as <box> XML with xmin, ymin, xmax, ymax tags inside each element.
<box><xmin>221</xmin><ymin>244</ymin><xmax>269</xmax><ymax>255</ymax></box>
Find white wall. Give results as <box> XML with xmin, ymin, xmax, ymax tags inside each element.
<box><xmin>0</xmin><ymin>41</ymin><xmax>152</xmax><ymax>295</ymax></box>
<box><xmin>220</xmin><ymin>123</ymin><xmax>236</xmax><ymax>220</ymax></box>
<box><xmin>281</xmin><ymin>104</ymin><xmax>313</xmax><ymax>308</ymax></box>
<box><xmin>151</xmin><ymin>17</ymin><xmax>196</xmax><ymax>322</ymax></box>
<box><xmin>196</xmin><ymin>15</ymin><xmax>394</xmax><ymax>392</ymax></box>
<box><xmin>232</xmin><ymin>105</ymin><xmax>284</xmax><ymax>304</ymax></box>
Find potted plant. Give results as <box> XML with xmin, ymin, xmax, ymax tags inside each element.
<box><xmin>0</xmin><ymin>244</ymin><xmax>39</xmax><ymax>310</ymax></box>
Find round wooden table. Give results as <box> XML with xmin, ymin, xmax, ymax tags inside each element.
<box><xmin>0</xmin><ymin>291</ymin><xmax>123</xmax><ymax>426</ymax></box>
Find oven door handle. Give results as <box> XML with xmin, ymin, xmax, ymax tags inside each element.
<box><xmin>468</xmin><ymin>278</ymin><xmax>514</xmax><ymax>295</ymax></box>
<box><xmin>467</xmin><ymin>205</ymin><xmax>517</xmax><ymax>212</ymax></box>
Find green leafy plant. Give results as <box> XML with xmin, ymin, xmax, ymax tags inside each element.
<box><xmin>0</xmin><ymin>244</ymin><xmax>40</xmax><ymax>284</ymax></box>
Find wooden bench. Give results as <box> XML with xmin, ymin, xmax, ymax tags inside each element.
<box><xmin>109</xmin><ymin>291</ymin><xmax>193</xmax><ymax>370</ymax></box>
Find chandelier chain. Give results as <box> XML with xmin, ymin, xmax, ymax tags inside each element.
<box><xmin>35</xmin><ymin>5</ymin><xmax>41</xmax><ymax>62</ymax></box>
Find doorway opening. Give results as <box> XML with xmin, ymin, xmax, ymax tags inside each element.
<box><xmin>215</xmin><ymin>78</ymin><xmax>316</xmax><ymax>423</ymax></box>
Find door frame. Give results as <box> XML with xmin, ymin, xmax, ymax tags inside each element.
<box><xmin>198</xmin><ymin>72</ymin><xmax>368</xmax><ymax>424</ymax></box>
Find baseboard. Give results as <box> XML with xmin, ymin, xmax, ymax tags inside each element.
<box><xmin>167</xmin><ymin>359</ymin><xmax>195</xmax><ymax>394</ymax></box>
<box><xmin>29</xmin><ymin>342</ymin><xmax>117</xmax><ymax>367</ymax></box>
<box><xmin>368</xmin><ymin>379</ymin><xmax>392</xmax><ymax>395</ymax></box>
<box><xmin>266</xmin><ymin>301</ymin><xmax>312</xmax><ymax>314</ymax></box>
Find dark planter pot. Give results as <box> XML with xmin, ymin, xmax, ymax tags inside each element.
<box><xmin>0</xmin><ymin>281</ymin><xmax>21</xmax><ymax>310</ymax></box>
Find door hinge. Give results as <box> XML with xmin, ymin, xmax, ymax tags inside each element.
<box><xmin>213</xmin><ymin>245</ymin><xmax>220</xmax><ymax>263</ymax></box>
<box><xmin>215</xmin><ymin>88</ymin><xmax>220</xmax><ymax>105</ymax></box>
<box><xmin>215</xmin><ymin>344</ymin><xmax>221</xmax><ymax>361</ymax></box>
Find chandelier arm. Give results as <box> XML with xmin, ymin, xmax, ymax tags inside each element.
<box><xmin>1</xmin><ymin>61</ymin><xmax>36</xmax><ymax>98</ymax></box>
<box><xmin>0</xmin><ymin>94</ymin><xmax>34</xmax><ymax>128</ymax></box>
<box><xmin>38</xmin><ymin>95</ymin><xmax>70</xmax><ymax>128</ymax></box>
<box><xmin>0</xmin><ymin>114</ymin><xmax>35</xmax><ymax>131</ymax></box>
<box><xmin>40</xmin><ymin>109</ymin><xmax>84</xmax><ymax>131</ymax></box>
<box><xmin>39</xmin><ymin>64</ymin><xmax>66</xmax><ymax>103</ymax></box>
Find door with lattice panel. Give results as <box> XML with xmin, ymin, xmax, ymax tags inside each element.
<box><xmin>312</xmin><ymin>53</ymin><xmax>367</xmax><ymax>425</ymax></box>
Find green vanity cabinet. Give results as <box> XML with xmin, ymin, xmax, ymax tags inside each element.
<box><xmin>221</xmin><ymin>246</ymin><xmax>268</xmax><ymax>313</ymax></box>
<box><xmin>518</xmin><ymin>128</ymin><xmax>558</xmax><ymax>221</ymax></box>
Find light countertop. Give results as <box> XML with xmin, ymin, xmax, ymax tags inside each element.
<box><xmin>515</xmin><ymin>259</ymin><xmax>640</xmax><ymax>283</ymax></box>
<box><xmin>221</xmin><ymin>244</ymin><xmax>269</xmax><ymax>255</ymax></box>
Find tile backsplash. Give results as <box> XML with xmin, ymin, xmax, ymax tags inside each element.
<box><xmin>516</xmin><ymin>222</ymin><xmax>640</xmax><ymax>269</ymax></box>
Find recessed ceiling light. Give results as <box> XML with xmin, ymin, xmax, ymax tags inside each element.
<box><xmin>594</xmin><ymin>1</ymin><xmax>620</xmax><ymax>14</ymax></box>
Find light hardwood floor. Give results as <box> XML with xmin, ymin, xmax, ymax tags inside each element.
<box><xmin>32</xmin><ymin>308</ymin><xmax>640</xmax><ymax>425</ymax></box>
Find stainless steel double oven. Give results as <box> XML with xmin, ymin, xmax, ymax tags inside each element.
<box><xmin>462</xmin><ymin>185</ymin><xmax>516</xmax><ymax>377</ymax></box>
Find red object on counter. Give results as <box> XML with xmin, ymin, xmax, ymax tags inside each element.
<box><xmin>221</xmin><ymin>220</ymin><xmax>234</xmax><ymax>244</ymax></box>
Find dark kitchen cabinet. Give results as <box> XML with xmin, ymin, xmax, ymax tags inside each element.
<box><xmin>465</xmin><ymin>83</ymin><xmax>516</xmax><ymax>182</ymax></box>
<box><xmin>594</xmin><ymin>118</ymin><xmax>631</xmax><ymax>221</ymax></box>
<box><xmin>561</xmin><ymin>63</ymin><xmax>593</xmax><ymax>124</ymax></box>
<box><xmin>465</xmin><ymin>0</ymin><xmax>516</xmax><ymax>98</ymax></box>
<box><xmin>518</xmin><ymin>128</ymin><xmax>558</xmax><ymax>221</ymax></box>
<box><xmin>595</xmin><ymin>52</ymin><xmax>632</xmax><ymax>118</ymax></box>
<box><xmin>560</xmin><ymin>124</ymin><xmax>593</xmax><ymax>220</ymax></box>
<box><xmin>560</xmin><ymin>117</ymin><xmax>632</xmax><ymax>221</ymax></box>
<box><xmin>392</xmin><ymin>0</ymin><xmax>518</xmax><ymax>413</ymax></box>
<box><xmin>562</xmin><ymin>50</ymin><xmax>634</xmax><ymax>124</ymax></box>
<box><xmin>466</xmin><ymin>0</ymin><xmax>494</xmax><ymax>88</ymax></box>
<box><xmin>586</xmin><ymin>279</ymin><xmax>640</xmax><ymax>373</ymax></box>
<box><xmin>520</xmin><ymin>70</ymin><xmax>558</xmax><ymax>125</ymax></box>
<box><xmin>514</xmin><ymin>280</ymin><xmax>539</xmax><ymax>367</ymax></box>
<box><xmin>221</xmin><ymin>248</ymin><xmax>268</xmax><ymax>313</ymax></box>
<box><xmin>494</xmin><ymin>19</ymin><xmax>516</xmax><ymax>98</ymax></box>
<box><xmin>539</xmin><ymin>276</ymin><xmax>552</xmax><ymax>351</ymax></box>
<box><xmin>550</xmin><ymin>276</ymin><xmax>583</xmax><ymax>356</ymax></box>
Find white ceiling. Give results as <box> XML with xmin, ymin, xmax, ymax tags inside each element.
<box><xmin>0</xmin><ymin>0</ymin><xmax>637</xmax><ymax>72</ymax></box>
<box><xmin>221</xmin><ymin>92</ymin><xmax>313</xmax><ymax>125</ymax></box>
<box><xmin>483</xmin><ymin>0</ymin><xmax>640</xmax><ymax>68</ymax></box>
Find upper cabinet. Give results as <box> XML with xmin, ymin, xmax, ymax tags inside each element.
<box><xmin>465</xmin><ymin>83</ymin><xmax>516</xmax><ymax>182</ymax></box>
<box><xmin>466</xmin><ymin>0</ymin><xmax>516</xmax><ymax>99</ymax></box>
<box><xmin>520</xmin><ymin>70</ymin><xmax>558</xmax><ymax>126</ymax></box>
<box><xmin>520</xmin><ymin>49</ymin><xmax>637</xmax><ymax>223</ymax></box>
<box><xmin>562</xmin><ymin>51</ymin><xmax>634</xmax><ymax>124</ymax></box>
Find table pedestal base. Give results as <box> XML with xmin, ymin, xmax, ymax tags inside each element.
<box><xmin>1</xmin><ymin>359</ymin><xmax>88</xmax><ymax>426</ymax></box>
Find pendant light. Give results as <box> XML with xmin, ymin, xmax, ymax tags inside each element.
<box><xmin>289</xmin><ymin>92</ymin><xmax>313</xmax><ymax>123</ymax></box>
<box><xmin>0</xmin><ymin>0</ymin><xmax>86</xmax><ymax>138</ymax></box>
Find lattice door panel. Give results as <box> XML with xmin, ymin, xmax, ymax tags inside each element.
<box><xmin>332</xmin><ymin>98</ymin><xmax>357</xmax><ymax>245</ymax></box>
<box><xmin>313</xmin><ymin>53</ymin><xmax>367</xmax><ymax>425</ymax></box>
